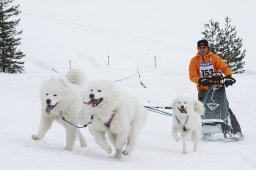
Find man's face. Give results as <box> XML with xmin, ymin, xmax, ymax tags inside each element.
<box><xmin>197</xmin><ymin>46</ymin><xmax>209</xmax><ymax>55</ymax></box>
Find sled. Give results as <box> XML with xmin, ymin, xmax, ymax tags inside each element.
<box><xmin>199</xmin><ymin>72</ymin><xmax>243</xmax><ymax>141</ymax></box>
<box><xmin>144</xmin><ymin>106</ymin><xmax>173</xmax><ymax>116</ymax></box>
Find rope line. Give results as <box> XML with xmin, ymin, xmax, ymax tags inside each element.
<box><xmin>113</xmin><ymin>72</ymin><xmax>138</xmax><ymax>82</ymax></box>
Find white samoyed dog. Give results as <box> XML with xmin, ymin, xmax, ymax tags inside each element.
<box><xmin>32</xmin><ymin>69</ymin><xmax>87</xmax><ymax>151</ymax></box>
<box><xmin>171</xmin><ymin>96</ymin><xmax>204</xmax><ymax>154</ymax></box>
<box><xmin>80</xmin><ymin>80</ymin><xmax>147</xmax><ymax>159</ymax></box>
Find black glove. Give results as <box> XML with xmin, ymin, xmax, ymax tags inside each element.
<box><xmin>199</xmin><ymin>78</ymin><xmax>209</xmax><ymax>86</ymax></box>
<box><xmin>224</xmin><ymin>77</ymin><xmax>234</xmax><ymax>87</ymax></box>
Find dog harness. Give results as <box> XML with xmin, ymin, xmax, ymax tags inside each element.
<box><xmin>175</xmin><ymin>116</ymin><xmax>189</xmax><ymax>132</ymax></box>
<box><xmin>199</xmin><ymin>56</ymin><xmax>214</xmax><ymax>78</ymax></box>
<box><xmin>59</xmin><ymin>111</ymin><xmax>94</xmax><ymax>128</ymax></box>
<box><xmin>104</xmin><ymin>113</ymin><xmax>115</xmax><ymax>128</ymax></box>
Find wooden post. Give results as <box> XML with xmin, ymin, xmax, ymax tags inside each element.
<box><xmin>69</xmin><ymin>60</ymin><xmax>72</xmax><ymax>70</ymax></box>
<box><xmin>154</xmin><ymin>56</ymin><xmax>156</xmax><ymax>68</ymax></box>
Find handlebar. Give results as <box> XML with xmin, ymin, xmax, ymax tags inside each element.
<box><xmin>198</xmin><ymin>72</ymin><xmax>236</xmax><ymax>87</ymax></box>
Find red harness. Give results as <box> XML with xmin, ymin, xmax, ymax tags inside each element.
<box><xmin>104</xmin><ymin>113</ymin><xmax>115</xmax><ymax>128</ymax></box>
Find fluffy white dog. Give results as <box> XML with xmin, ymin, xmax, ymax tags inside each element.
<box><xmin>32</xmin><ymin>69</ymin><xmax>87</xmax><ymax>151</ymax></box>
<box><xmin>80</xmin><ymin>80</ymin><xmax>147</xmax><ymax>159</ymax></box>
<box><xmin>171</xmin><ymin>96</ymin><xmax>204</xmax><ymax>154</ymax></box>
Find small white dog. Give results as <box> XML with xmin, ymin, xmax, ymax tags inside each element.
<box><xmin>171</xmin><ymin>96</ymin><xmax>204</xmax><ymax>154</ymax></box>
<box><xmin>32</xmin><ymin>69</ymin><xmax>87</xmax><ymax>151</ymax></box>
<box><xmin>80</xmin><ymin>80</ymin><xmax>147</xmax><ymax>159</ymax></box>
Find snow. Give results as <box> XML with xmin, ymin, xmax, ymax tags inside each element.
<box><xmin>1</xmin><ymin>0</ymin><xmax>256</xmax><ymax>169</ymax></box>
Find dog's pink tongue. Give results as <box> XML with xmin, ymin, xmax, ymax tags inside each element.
<box><xmin>83</xmin><ymin>100</ymin><xmax>93</xmax><ymax>105</ymax></box>
<box><xmin>46</xmin><ymin>105</ymin><xmax>52</xmax><ymax>113</ymax></box>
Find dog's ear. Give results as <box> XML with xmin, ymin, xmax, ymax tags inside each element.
<box><xmin>171</xmin><ymin>98</ymin><xmax>176</xmax><ymax>109</ymax></box>
<box><xmin>193</xmin><ymin>100</ymin><xmax>205</xmax><ymax>115</ymax></box>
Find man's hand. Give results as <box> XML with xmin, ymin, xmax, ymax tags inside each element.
<box><xmin>224</xmin><ymin>76</ymin><xmax>235</xmax><ymax>87</ymax></box>
<box><xmin>199</xmin><ymin>78</ymin><xmax>209</xmax><ymax>86</ymax></box>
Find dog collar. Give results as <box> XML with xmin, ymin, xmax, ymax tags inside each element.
<box><xmin>175</xmin><ymin>115</ymin><xmax>189</xmax><ymax>132</ymax></box>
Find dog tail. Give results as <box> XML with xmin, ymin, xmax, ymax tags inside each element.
<box><xmin>66</xmin><ymin>69</ymin><xmax>87</xmax><ymax>85</ymax></box>
<box><xmin>194</xmin><ymin>100</ymin><xmax>205</xmax><ymax>115</ymax></box>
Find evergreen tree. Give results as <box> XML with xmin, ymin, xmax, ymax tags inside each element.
<box><xmin>201</xmin><ymin>19</ymin><xmax>222</xmax><ymax>55</ymax></box>
<box><xmin>202</xmin><ymin>17</ymin><xmax>246</xmax><ymax>74</ymax></box>
<box><xmin>219</xmin><ymin>17</ymin><xmax>245</xmax><ymax>74</ymax></box>
<box><xmin>0</xmin><ymin>0</ymin><xmax>25</xmax><ymax>73</ymax></box>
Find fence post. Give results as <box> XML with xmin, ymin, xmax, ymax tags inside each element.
<box><xmin>69</xmin><ymin>60</ymin><xmax>72</xmax><ymax>70</ymax></box>
<box><xmin>154</xmin><ymin>56</ymin><xmax>156</xmax><ymax>68</ymax></box>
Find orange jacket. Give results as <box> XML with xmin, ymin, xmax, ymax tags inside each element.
<box><xmin>189</xmin><ymin>51</ymin><xmax>232</xmax><ymax>91</ymax></box>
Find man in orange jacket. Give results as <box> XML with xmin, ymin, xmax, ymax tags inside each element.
<box><xmin>189</xmin><ymin>39</ymin><xmax>243</xmax><ymax>136</ymax></box>
<box><xmin>189</xmin><ymin>39</ymin><xmax>234</xmax><ymax>99</ymax></box>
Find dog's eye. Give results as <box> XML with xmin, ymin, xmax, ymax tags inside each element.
<box><xmin>90</xmin><ymin>89</ymin><xmax>93</xmax><ymax>92</ymax></box>
<box><xmin>46</xmin><ymin>93</ymin><xmax>48</xmax><ymax>96</ymax></box>
<box><xmin>98</xmin><ymin>90</ymin><xmax>101</xmax><ymax>92</ymax></box>
<box><xmin>178</xmin><ymin>102</ymin><xmax>181</xmax><ymax>104</ymax></box>
<box><xmin>184</xmin><ymin>102</ymin><xmax>186</xmax><ymax>104</ymax></box>
<box><xmin>53</xmin><ymin>94</ymin><xmax>57</xmax><ymax>97</ymax></box>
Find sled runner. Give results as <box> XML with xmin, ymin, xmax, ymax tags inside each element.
<box><xmin>199</xmin><ymin>72</ymin><xmax>243</xmax><ymax>141</ymax></box>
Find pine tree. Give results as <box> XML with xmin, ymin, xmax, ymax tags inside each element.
<box><xmin>202</xmin><ymin>17</ymin><xmax>246</xmax><ymax>74</ymax></box>
<box><xmin>218</xmin><ymin>17</ymin><xmax>245</xmax><ymax>74</ymax></box>
<box><xmin>201</xmin><ymin>19</ymin><xmax>222</xmax><ymax>55</ymax></box>
<box><xmin>0</xmin><ymin>0</ymin><xmax>25</xmax><ymax>73</ymax></box>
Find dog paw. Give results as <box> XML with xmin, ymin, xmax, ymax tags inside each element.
<box><xmin>65</xmin><ymin>146</ymin><xmax>73</xmax><ymax>151</ymax></box>
<box><xmin>114</xmin><ymin>154</ymin><xmax>122</xmax><ymax>160</ymax></box>
<box><xmin>32</xmin><ymin>134</ymin><xmax>40</xmax><ymax>140</ymax></box>
<box><xmin>114</xmin><ymin>149</ymin><xmax>122</xmax><ymax>159</ymax></box>
<box><xmin>122</xmin><ymin>150</ymin><xmax>129</xmax><ymax>156</ymax></box>
<box><xmin>106</xmin><ymin>147</ymin><xmax>112</xmax><ymax>154</ymax></box>
<box><xmin>80</xmin><ymin>142</ymin><xmax>87</xmax><ymax>148</ymax></box>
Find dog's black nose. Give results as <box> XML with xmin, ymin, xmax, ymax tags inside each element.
<box><xmin>181</xmin><ymin>105</ymin><xmax>184</xmax><ymax>109</ymax></box>
<box><xmin>46</xmin><ymin>99</ymin><xmax>51</xmax><ymax>104</ymax></box>
<box><xmin>89</xmin><ymin>93</ymin><xmax>94</xmax><ymax>99</ymax></box>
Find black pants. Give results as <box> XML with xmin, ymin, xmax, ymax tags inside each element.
<box><xmin>198</xmin><ymin>91</ymin><xmax>243</xmax><ymax>135</ymax></box>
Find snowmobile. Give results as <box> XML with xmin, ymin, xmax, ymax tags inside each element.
<box><xmin>199</xmin><ymin>72</ymin><xmax>243</xmax><ymax>141</ymax></box>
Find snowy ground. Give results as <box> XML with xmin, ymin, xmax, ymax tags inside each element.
<box><xmin>1</xmin><ymin>69</ymin><xmax>256</xmax><ymax>170</ymax></box>
<box><xmin>1</xmin><ymin>0</ymin><xmax>256</xmax><ymax>170</ymax></box>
